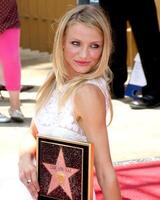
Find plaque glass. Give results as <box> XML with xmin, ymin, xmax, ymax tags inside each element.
<box><xmin>37</xmin><ymin>136</ymin><xmax>94</xmax><ymax>200</ymax></box>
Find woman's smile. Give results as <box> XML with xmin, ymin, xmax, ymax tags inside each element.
<box><xmin>74</xmin><ymin>60</ymin><xmax>91</xmax><ymax>66</ymax></box>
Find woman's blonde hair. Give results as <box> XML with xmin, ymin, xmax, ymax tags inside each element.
<box><xmin>36</xmin><ymin>4</ymin><xmax>113</xmax><ymax>120</ymax></box>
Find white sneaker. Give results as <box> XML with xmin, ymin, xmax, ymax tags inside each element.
<box><xmin>8</xmin><ymin>108</ymin><xmax>24</xmax><ymax>122</ymax></box>
<box><xmin>0</xmin><ymin>113</ymin><xmax>10</xmax><ymax>123</ymax></box>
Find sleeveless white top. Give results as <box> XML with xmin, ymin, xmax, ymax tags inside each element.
<box><xmin>34</xmin><ymin>77</ymin><xmax>110</xmax><ymax>200</ymax></box>
<box><xmin>34</xmin><ymin>77</ymin><xmax>110</xmax><ymax>140</ymax></box>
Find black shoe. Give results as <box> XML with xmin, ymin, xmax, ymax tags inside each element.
<box><xmin>130</xmin><ymin>95</ymin><xmax>160</xmax><ymax>109</ymax></box>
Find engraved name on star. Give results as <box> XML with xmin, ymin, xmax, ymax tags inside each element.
<box><xmin>43</xmin><ymin>148</ymin><xmax>79</xmax><ymax>200</ymax></box>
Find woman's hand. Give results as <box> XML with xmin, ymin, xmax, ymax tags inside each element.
<box><xmin>18</xmin><ymin>153</ymin><xmax>40</xmax><ymax>199</ymax></box>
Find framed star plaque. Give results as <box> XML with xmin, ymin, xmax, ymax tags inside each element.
<box><xmin>37</xmin><ymin>136</ymin><xmax>94</xmax><ymax>200</ymax></box>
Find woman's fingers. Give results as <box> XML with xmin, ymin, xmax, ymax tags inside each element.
<box><xmin>19</xmin><ymin>162</ymin><xmax>39</xmax><ymax>199</ymax></box>
<box><xmin>25</xmin><ymin>176</ymin><xmax>38</xmax><ymax>199</ymax></box>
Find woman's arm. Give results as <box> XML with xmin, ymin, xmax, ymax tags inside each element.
<box><xmin>74</xmin><ymin>84</ymin><xmax>121</xmax><ymax>200</ymax></box>
<box><xmin>18</xmin><ymin>120</ymin><xmax>40</xmax><ymax>199</ymax></box>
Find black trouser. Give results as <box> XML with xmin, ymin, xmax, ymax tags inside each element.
<box><xmin>99</xmin><ymin>0</ymin><xmax>160</xmax><ymax>97</ymax></box>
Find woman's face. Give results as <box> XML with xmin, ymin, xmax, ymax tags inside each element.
<box><xmin>63</xmin><ymin>22</ymin><xmax>103</xmax><ymax>78</ymax></box>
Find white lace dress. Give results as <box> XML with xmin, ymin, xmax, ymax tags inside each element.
<box><xmin>34</xmin><ymin>77</ymin><xmax>110</xmax><ymax>200</ymax></box>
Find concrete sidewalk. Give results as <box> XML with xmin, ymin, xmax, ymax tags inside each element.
<box><xmin>0</xmin><ymin>49</ymin><xmax>160</xmax><ymax>199</ymax></box>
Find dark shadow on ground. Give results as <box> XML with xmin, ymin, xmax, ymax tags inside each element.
<box><xmin>0</xmin><ymin>117</ymin><xmax>31</xmax><ymax>127</ymax></box>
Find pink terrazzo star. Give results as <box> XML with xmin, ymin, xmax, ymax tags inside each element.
<box><xmin>43</xmin><ymin>148</ymin><xmax>79</xmax><ymax>200</ymax></box>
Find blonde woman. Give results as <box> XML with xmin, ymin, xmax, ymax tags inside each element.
<box><xmin>19</xmin><ymin>5</ymin><xmax>121</xmax><ymax>200</ymax></box>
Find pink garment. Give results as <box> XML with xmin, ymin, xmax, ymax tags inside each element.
<box><xmin>0</xmin><ymin>27</ymin><xmax>21</xmax><ymax>91</ymax></box>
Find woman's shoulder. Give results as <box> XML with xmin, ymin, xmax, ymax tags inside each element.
<box><xmin>73</xmin><ymin>77</ymin><xmax>111</xmax><ymax>123</ymax></box>
<box><xmin>84</xmin><ymin>77</ymin><xmax>110</xmax><ymax>97</ymax></box>
<box><xmin>75</xmin><ymin>81</ymin><xmax>103</xmax><ymax>98</ymax></box>
<box><xmin>74</xmin><ymin>77</ymin><xmax>108</xmax><ymax>105</ymax></box>
<box><xmin>73</xmin><ymin>79</ymin><xmax>107</xmax><ymax>122</ymax></box>
<box><xmin>86</xmin><ymin>77</ymin><xmax>107</xmax><ymax>88</ymax></box>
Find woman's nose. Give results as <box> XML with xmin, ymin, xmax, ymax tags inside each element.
<box><xmin>79</xmin><ymin>47</ymin><xmax>89</xmax><ymax>58</ymax></box>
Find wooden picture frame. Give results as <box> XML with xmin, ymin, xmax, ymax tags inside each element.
<box><xmin>37</xmin><ymin>136</ymin><xmax>94</xmax><ymax>200</ymax></box>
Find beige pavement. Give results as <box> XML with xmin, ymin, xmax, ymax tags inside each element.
<box><xmin>0</xmin><ymin>49</ymin><xmax>160</xmax><ymax>199</ymax></box>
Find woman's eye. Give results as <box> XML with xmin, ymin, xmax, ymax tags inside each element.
<box><xmin>90</xmin><ymin>44</ymin><xmax>100</xmax><ymax>49</ymax></box>
<box><xmin>71</xmin><ymin>41</ymin><xmax>80</xmax><ymax>46</ymax></box>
